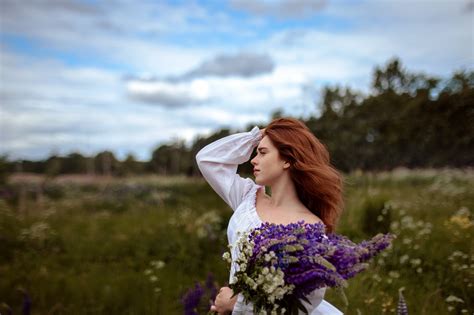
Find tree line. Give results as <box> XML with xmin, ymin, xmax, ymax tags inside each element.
<box><xmin>1</xmin><ymin>57</ymin><xmax>473</xmax><ymax>178</ymax></box>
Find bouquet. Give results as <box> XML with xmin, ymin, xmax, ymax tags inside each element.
<box><xmin>222</xmin><ymin>221</ymin><xmax>396</xmax><ymax>315</ymax></box>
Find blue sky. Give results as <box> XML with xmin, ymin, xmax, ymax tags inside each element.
<box><xmin>1</xmin><ymin>0</ymin><xmax>473</xmax><ymax>161</ymax></box>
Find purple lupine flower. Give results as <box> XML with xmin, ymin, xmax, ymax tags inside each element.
<box><xmin>397</xmin><ymin>289</ymin><xmax>408</xmax><ymax>315</ymax></box>
<box><xmin>181</xmin><ymin>282</ymin><xmax>204</xmax><ymax>315</ymax></box>
<box><xmin>226</xmin><ymin>220</ymin><xmax>396</xmax><ymax>314</ymax></box>
<box><xmin>205</xmin><ymin>272</ymin><xmax>218</xmax><ymax>308</ymax></box>
<box><xmin>181</xmin><ymin>275</ymin><xmax>222</xmax><ymax>315</ymax></box>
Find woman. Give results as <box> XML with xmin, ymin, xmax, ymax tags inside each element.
<box><xmin>196</xmin><ymin>117</ymin><xmax>344</xmax><ymax>315</ymax></box>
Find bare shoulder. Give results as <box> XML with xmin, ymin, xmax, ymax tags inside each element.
<box><xmin>300</xmin><ymin>211</ymin><xmax>323</xmax><ymax>225</ymax></box>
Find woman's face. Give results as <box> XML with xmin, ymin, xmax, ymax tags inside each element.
<box><xmin>251</xmin><ymin>135</ymin><xmax>289</xmax><ymax>186</ymax></box>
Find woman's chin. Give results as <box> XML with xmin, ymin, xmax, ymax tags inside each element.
<box><xmin>254</xmin><ymin>177</ymin><xmax>265</xmax><ymax>185</ymax></box>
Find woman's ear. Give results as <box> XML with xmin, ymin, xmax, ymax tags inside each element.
<box><xmin>283</xmin><ymin>161</ymin><xmax>291</xmax><ymax>169</ymax></box>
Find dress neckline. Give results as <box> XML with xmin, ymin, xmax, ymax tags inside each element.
<box><xmin>250</xmin><ymin>184</ymin><xmax>264</xmax><ymax>224</ymax></box>
<box><xmin>249</xmin><ymin>183</ymin><xmax>328</xmax><ymax>235</ymax></box>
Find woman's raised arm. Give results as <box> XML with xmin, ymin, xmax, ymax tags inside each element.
<box><xmin>195</xmin><ymin>126</ymin><xmax>262</xmax><ymax>212</ymax></box>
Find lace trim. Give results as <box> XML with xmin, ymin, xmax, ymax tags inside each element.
<box><xmin>249</xmin><ymin>183</ymin><xmax>260</xmax><ymax>207</ymax></box>
<box><xmin>248</xmin><ymin>183</ymin><xmax>263</xmax><ymax>223</ymax></box>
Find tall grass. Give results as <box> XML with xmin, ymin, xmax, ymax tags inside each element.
<box><xmin>0</xmin><ymin>169</ymin><xmax>472</xmax><ymax>314</ymax></box>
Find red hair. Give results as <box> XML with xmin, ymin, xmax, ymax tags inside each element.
<box><xmin>263</xmin><ymin>117</ymin><xmax>345</xmax><ymax>233</ymax></box>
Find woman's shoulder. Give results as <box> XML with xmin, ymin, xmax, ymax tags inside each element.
<box><xmin>300</xmin><ymin>211</ymin><xmax>324</xmax><ymax>225</ymax></box>
<box><xmin>292</xmin><ymin>204</ymin><xmax>324</xmax><ymax>225</ymax></box>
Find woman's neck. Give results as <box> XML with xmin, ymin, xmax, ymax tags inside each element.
<box><xmin>267</xmin><ymin>174</ymin><xmax>302</xmax><ymax>210</ymax></box>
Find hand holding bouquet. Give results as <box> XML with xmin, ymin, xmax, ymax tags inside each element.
<box><xmin>222</xmin><ymin>221</ymin><xmax>395</xmax><ymax>315</ymax></box>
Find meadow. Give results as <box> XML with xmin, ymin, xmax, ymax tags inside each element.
<box><xmin>0</xmin><ymin>168</ymin><xmax>472</xmax><ymax>314</ymax></box>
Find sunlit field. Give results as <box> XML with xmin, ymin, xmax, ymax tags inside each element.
<box><xmin>1</xmin><ymin>168</ymin><xmax>472</xmax><ymax>314</ymax></box>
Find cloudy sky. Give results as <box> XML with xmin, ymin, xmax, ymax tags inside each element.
<box><xmin>1</xmin><ymin>0</ymin><xmax>472</xmax><ymax>161</ymax></box>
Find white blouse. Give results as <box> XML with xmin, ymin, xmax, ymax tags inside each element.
<box><xmin>196</xmin><ymin>126</ymin><xmax>343</xmax><ymax>315</ymax></box>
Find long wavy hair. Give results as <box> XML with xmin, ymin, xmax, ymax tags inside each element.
<box><xmin>262</xmin><ymin>117</ymin><xmax>345</xmax><ymax>233</ymax></box>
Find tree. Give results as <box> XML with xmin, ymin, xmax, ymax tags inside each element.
<box><xmin>94</xmin><ymin>151</ymin><xmax>118</xmax><ymax>176</ymax></box>
<box><xmin>372</xmin><ymin>57</ymin><xmax>409</xmax><ymax>95</ymax></box>
<box><xmin>62</xmin><ymin>152</ymin><xmax>87</xmax><ymax>174</ymax></box>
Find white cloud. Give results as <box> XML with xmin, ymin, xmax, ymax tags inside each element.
<box><xmin>249</xmin><ymin>0</ymin><xmax>473</xmax><ymax>96</ymax></box>
<box><xmin>0</xmin><ymin>1</ymin><xmax>224</xmax><ymax>75</ymax></box>
<box><xmin>230</xmin><ymin>0</ymin><xmax>327</xmax><ymax>19</ymax></box>
<box><xmin>126</xmin><ymin>79</ymin><xmax>211</xmax><ymax>107</ymax></box>
<box><xmin>1</xmin><ymin>0</ymin><xmax>472</xmax><ymax>161</ymax></box>
<box><xmin>0</xmin><ymin>48</ymin><xmax>273</xmax><ymax>161</ymax></box>
<box><xmin>322</xmin><ymin>0</ymin><xmax>473</xmax><ymax>72</ymax></box>
<box><xmin>125</xmin><ymin>51</ymin><xmax>276</xmax><ymax>107</ymax></box>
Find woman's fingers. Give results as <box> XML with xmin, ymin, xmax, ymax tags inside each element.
<box><xmin>210</xmin><ymin>304</ymin><xmax>224</xmax><ymax>315</ymax></box>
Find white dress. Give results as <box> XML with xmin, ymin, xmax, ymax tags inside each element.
<box><xmin>196</xmin><ymin>126</ymin><xmax>344</xmax><ymax>315</ymax></box>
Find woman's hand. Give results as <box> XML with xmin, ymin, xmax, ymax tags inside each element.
<box><xmin>209</xmin><ymin>286</ymin><xmax>238</xmax><ymax>315</ymax></box>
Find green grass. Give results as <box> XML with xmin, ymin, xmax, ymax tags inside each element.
<box><xmin>0</xmin><ymin>170</ymin><xmax>473</xmax><ymax>314</ymax></box>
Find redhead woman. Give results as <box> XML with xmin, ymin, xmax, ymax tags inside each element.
<box><xmin>196</xmin><ymin>117</ymin><xmax>344</xmax><ymax>315</ymax></box>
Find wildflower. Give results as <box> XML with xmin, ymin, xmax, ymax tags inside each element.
<box><xmin>455</xmin><ymin>206</ymin><xmax>470</xmax><ymax>216</ymax></box>
<box><xmin>222</xmin><ymin>252</ymin><xmax>231</xmax><ymax>263</ymax></box>
<box><xmin>181</xmin><ymin>282</ymin><xmax>204</xmax><ymax>315</ymax></box>
<box><xmin>150</xmin><ymin>260</ymin><xmax>165</xmax><ymax>269</ymax></box>
<box><xmin>397</xmin><ymin>288</ymin><xmax>408</xmax><ymax>315</ymax></box>
<box><xmin>390</xmin><ymin>222</ymin><xmax>400</xmax><ymax>230</ymax></box>
<box><xmin>226</xmin><ymin>221</ymin><xmax>395</xmax><ymax>314</ymax></box>
<box><xmin>449</xmin><ymin>215</ymin><xmax>473</xmax><ymax>229</ymax></box>
<box><xmin>400</xmin><ymin>255</ymin><xmax>409</xmax><ymax>264</ymax></box>
<box><xmin>445</xmin><ymin>295</ymin><xmax>464</xmax><ymax>303</ymax></box>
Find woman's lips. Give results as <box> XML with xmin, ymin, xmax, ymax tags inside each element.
<box><xmin>253</xmin><ymin>170</ymin><xmax>260</xmax><ymax>175</ymax></box>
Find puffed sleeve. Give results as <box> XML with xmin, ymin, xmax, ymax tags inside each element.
<box><xmin>195</xmin><ymin>126</ymin><xmax>262</xmax><ymax>212</ymax></box>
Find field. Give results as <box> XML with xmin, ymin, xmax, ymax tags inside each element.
<box><xmin>0</xmin><ymin>168</ymin><xmax>473</xmax><ymax>314</ymax></box>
